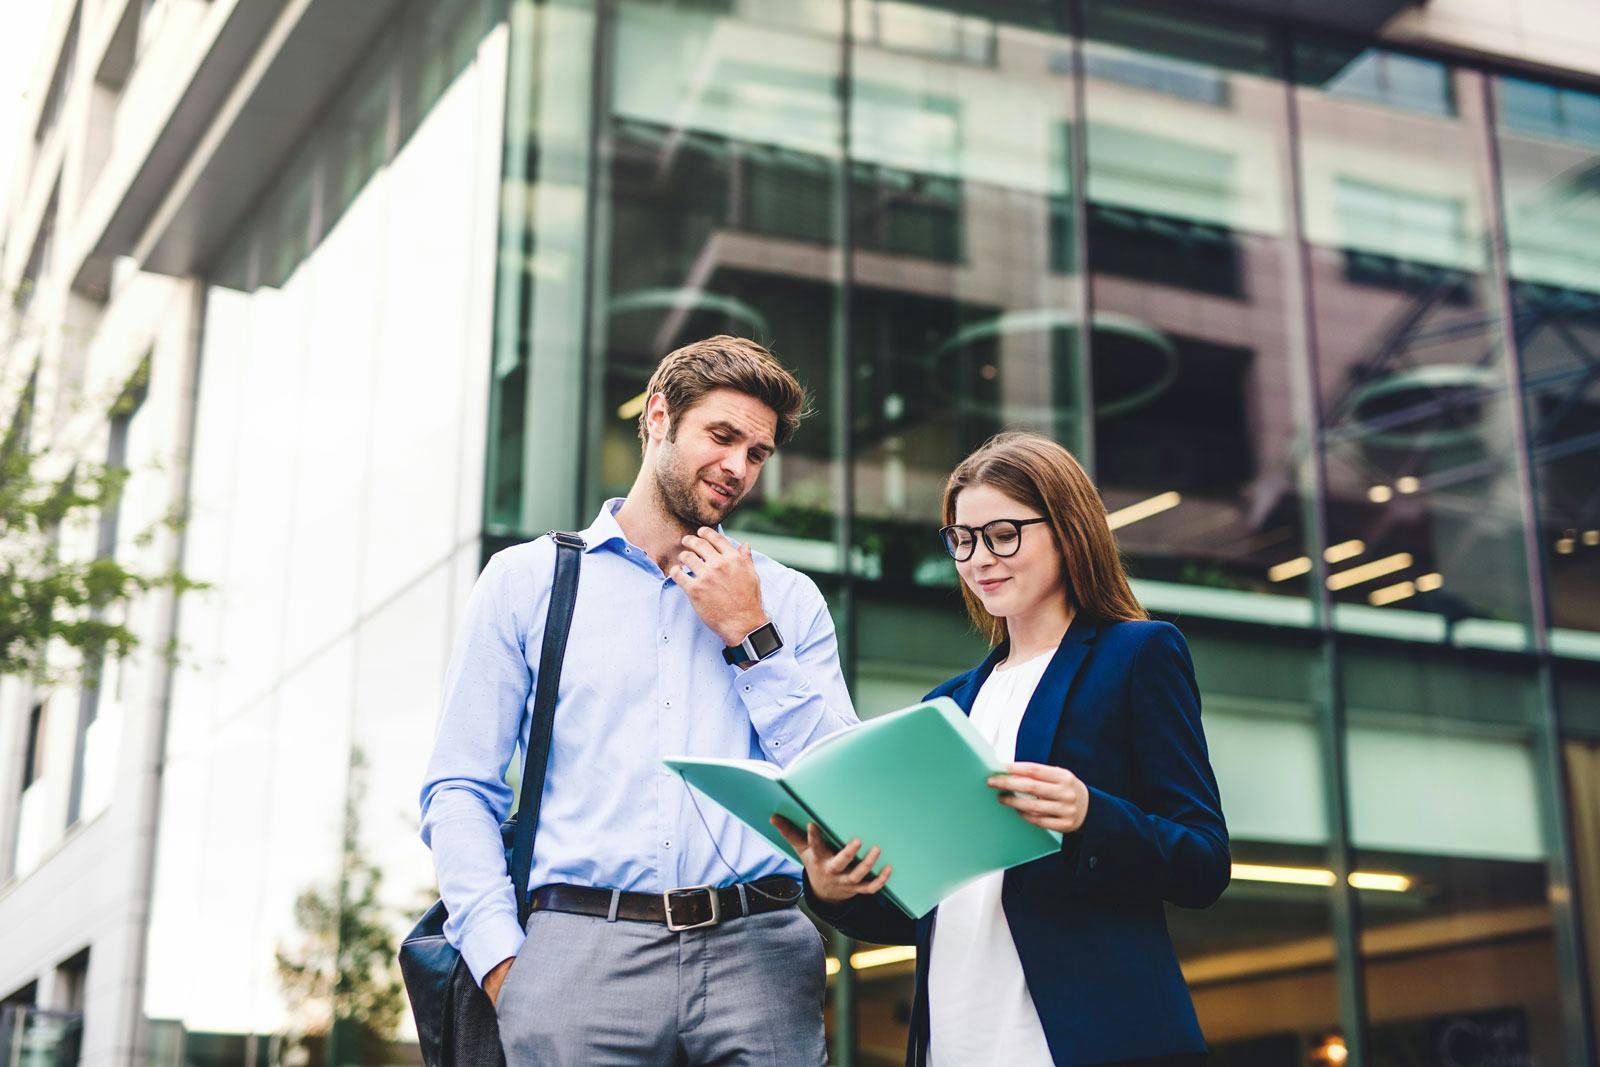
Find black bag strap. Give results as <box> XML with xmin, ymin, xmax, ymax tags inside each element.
<box><xmin>509</xmin><ymin>530</ymin><xmax>585</xmax><ymax>925</ymax></box>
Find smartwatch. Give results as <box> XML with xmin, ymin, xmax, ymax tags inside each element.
<box><xmin>723</xmin><ymin>622</ymin><xmax>784</xmax><ymax>666</ymax></box>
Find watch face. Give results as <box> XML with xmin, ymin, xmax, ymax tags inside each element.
<box><xmin>748</xmin><ymin>623</ymin><xmax>783</xmax><ymax>659</ymax></box>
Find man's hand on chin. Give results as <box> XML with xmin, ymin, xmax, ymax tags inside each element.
<box><xmin>667</xmin><ymin>527</ymin><xmax>768</xmax><ymax>648</ymax></box>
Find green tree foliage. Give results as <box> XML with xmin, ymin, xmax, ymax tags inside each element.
<box><xmin>0</xmin><ymin>372</ymin><xmax>200</xmax><ymax>682</ymax></box>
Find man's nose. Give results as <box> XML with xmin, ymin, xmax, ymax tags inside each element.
<box><xmin>719</xmin><ymin>449</ymin><xmax>748</xmax><ymax>484</ymax></box>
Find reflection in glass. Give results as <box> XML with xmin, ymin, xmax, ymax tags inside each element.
<box><xmin>273</xmin><ymin>752</ymin><xmax>408</xmax><ymax>1066</ymax></box>
<box><xmin>140</xmin><ymin>0</ymin><xmax>1600</xmax><ymax>1061</ymax></box>
<box><xmin>844</xmin><ymin>4</ymin><xmax>1087</xmax><ymax>1021</ymax></box>
<box><xmin>1172</xmin><ymin>626</ymin><xmax>1341</xmax><ymax>1066</ymax></box>
<box><xmin>592</xmin><ymin>0</ymin><xmax>846</xmax><ymax>568</ymax></box>
<box><xmin>1339</xmin><ymin>644</ymin><xmax>1566</xmax><ymax>1065</ymax></box>
<box><xmin>1082</xmin><ymin>1</ymin><xmax>1316</xmax><ymax>616</ymax></box>
<box><xmin>1494</xmin><ymin>76</ymin><xmax>1600</xmax><ymax>648</ymax></box>
<box><xmin>848</xmin><ymin>1</ymin><xmax>1082</xmax><ymax>605</ymax></box>
<box><xmin>1559</xmin><ymin>666</ymin><xmax>1600</xmax><ymax>1055</ymax></box>
<box><xmin>1296</xmin><ymin>42</ymin><xmax>1534</xmax><ymax>648</ymax></box>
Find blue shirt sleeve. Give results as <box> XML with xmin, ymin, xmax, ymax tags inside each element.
<box><xmin>418</xmin><ymin>550</ymin><xmax>535</xmax><ymax>984</ymax></box>
<box><xmin>733</xmin><ymin>573</ymin><xmax>858</xmax><ymax>763</ymax></box>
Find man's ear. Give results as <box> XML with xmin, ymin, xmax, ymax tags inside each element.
<box><xmin>644</xmin><ymin>392</ymin><xmax>672</xmax><ymax>445</ymax></box>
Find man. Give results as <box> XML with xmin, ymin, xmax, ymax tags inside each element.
<box><xmin>420</xmin><ymin>335</ymin><xmax>857</xmax><ymax>1065</ymax></box>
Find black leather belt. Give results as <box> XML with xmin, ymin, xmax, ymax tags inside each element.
<box><xmin>529</xmin><ymin>876</ymin><xmax>803</xmax><ymax>932</ymax></box>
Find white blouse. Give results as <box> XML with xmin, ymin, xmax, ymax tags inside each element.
<box><xmin>927</xmin><ymin>649</ymin><xmax>1058</xmax><ymax>1067</ymax></box>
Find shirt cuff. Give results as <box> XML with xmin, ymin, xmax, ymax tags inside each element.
<box><xmin>732</xmin><ymin>646</ymin><xmax>809</xmax><ymax>753</ymax></box>
<box><xmin>457</xmin><ymin>908</ymin><xmax>526</xmax><ymax>986</ymax></box>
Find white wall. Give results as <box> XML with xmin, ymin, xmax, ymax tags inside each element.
<box><xmin>140</xmin><ymin>18</ymin><xmax>505</xmax><ymax>1047</ymax></box>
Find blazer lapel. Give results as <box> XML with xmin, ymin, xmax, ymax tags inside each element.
<box><xmin>1013</xmin><ymin>615</ymin><xmax>1100</xmax><ymax>765</ymax></box>
<box><xmin>949</xmin><ymin>643</ymin><xmax>1009</xmax><ymax>716</ymax></box>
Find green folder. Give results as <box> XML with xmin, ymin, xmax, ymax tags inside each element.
<box><xmin>663</xmin><ymin>697</ymin><xmax>1062</xmax><ymax>918</ymax></box>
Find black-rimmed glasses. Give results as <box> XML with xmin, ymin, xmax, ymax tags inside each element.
<box><xmin>938</xmin><ymin>518</ymin><xmax>1048</xmax><ymax>561</ymax></box>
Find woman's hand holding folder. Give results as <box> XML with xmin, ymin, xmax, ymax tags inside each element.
<box><xmin>771</xmin><ymin>815</ymin><xmax>893</xmax><ymax>906</ymax></box>
<box><xmin>988</xmin><ymin>761</ymin><xmax>1090</xmax><ymax>834</ymax></box>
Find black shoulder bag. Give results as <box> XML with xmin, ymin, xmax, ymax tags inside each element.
<box><xmin>399</xmin><ymin>531</ymin><xmax>585</xmax><ymax>1067</ymax></box>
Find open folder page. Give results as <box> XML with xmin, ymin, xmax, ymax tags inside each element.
<box><xmin>664</xmin><ymin>697</ymin><xmax>1061</xmax><ymax>918</ymax></box>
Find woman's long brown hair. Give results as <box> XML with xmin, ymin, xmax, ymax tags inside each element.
<box><xmin>943</xmin><ymin>431</ymin><xmax>1147</xmax><ymax>645</ymax></box>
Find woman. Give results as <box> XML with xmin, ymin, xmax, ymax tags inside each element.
<box><xmin>775</xmin><ymin>432</ymin><xmax>1228</xmax><ymax>1067</ymax></box>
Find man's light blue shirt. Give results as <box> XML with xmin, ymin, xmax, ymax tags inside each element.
<box><xmin>420</xmin><ymin>499</ymin><xmax>859</xmax><ymax>982</ymax></box>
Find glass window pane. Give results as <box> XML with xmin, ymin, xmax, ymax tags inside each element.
<box><xmin>1338</xmin><ymin>644</ymin><xmax>1568</xmax><ymax>1065</ymax></box>
<box><xmin>1299</xmin><ymin>41</ymin><xmax>1454</xmax><ymax>118</ymax></box>
<box><xmin>846</xmin><ymin>4</ymin><xmax>1083</xmax><ymax>1056</ymax></box>
<box><xmin>1380</xmin><ymin>52</ymin><xmax>1455</xmax><ymax>118</ymax></box>
<box><xmin>588</xmin><ymin>0</ymin><xmax>846</xmax><ymax>577</ymax></box>
<box><xmin>1296</xmin><ymin>46</ymin><xmax>1535</xmax><ymax>651</ymax></box>
<box><xmin>1082</xmin><ymin>1</ymin><xmax>1318</xmax><ymax>625</ymax></box>
<box><xmin>848</xmin><ymin>1</ymin><xmax>1083</xmax><ymax>607</ymax></box>
<box><xmin>1557</xmin><ymin>660</ymin><xmax>1600</xmax><ymax>739</ymax></box>
<box><xmin>1171</xmin><ymin>624</ymin><xmax>1342</xmax><ymax>1064</ymax></box>
<box><xmin>1498</xmin><ymin>77</ymin><xmax>1563</xmax><ymax>140</ymax></box>
<box><xmin>1562</xmin><ymin>89</ymin><xmax>1600</xmax><ymax>147</ymax></box>
<box><xmin>1494</xmin><ymin>76</ymin><xmax>1600</xmax><ymax>647</ymax></box>
<box><xmin>1561</xmin><ymin>726</ymin><xmax>1600</xmax><ymax>1056</ymax></box>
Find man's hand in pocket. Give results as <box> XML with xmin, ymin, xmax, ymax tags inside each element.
<box><xmin>483</xmin><ymin>956</ymin><xmax>514</xmax><ymax>1006</ymax></box>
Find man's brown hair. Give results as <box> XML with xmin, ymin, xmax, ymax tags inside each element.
<box><xmin>638</xmin><ymin>335</ymin><xmax>810</xmax><ymax>449</ymax></box>
<box><xmin>943</xmin><ymin>431</ymin><xmax>1148</xmax><ymax>645</ymax></box>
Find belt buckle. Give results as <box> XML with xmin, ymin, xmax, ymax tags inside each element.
<box><xmin>663</xmin><ymin>884</ymin><xmax>721</xmax><ymax>932</ymax></box>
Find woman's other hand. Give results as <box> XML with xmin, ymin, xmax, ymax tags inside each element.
<box><xmin>772</xmin><ymin>815</ymin><xmax>892</xmax><ymax>905</ymax></box>
<box><xmin>989</xmin><ymin>761</ymin><xmax>1090</xmax><ymax>833</ymax></box>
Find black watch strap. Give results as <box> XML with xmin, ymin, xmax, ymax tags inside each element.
<box><xmin>723</xmin><ymin>621</ymin><xmax>783</xmax><ymax>665</ymax></box>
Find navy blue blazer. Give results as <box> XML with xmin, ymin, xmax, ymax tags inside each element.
<box><xmin>810</xmin><ymin>616</ymin><xmax>1229</xmax><ymax>1067</ymax></box>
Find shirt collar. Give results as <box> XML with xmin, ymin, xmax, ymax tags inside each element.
<box><xmin>578</xmin><ymin>498</ymin><xmax>630</xmax><ymax>554</ymax></box>
<box><xmin>577</xmin><ymin>497</ymin><xmax>735</xmax><ymax>557</ymax></box>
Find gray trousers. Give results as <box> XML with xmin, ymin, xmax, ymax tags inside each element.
<box><xmin>494</xmin><ymin>904</ymin><xmax>828</xmax><ymax>1066</ymax></box>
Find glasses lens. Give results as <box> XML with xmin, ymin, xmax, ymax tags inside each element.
<box><xmin>987</xmin><ymin>521</ymin><xmax>1023</xmax><ymax>555</ymax></box>
<box><xmin>942</xmin><ymin>527</ymin><xmax>974</xmax><ymax>560</ymax></box>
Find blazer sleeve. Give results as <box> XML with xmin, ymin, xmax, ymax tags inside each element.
<box><xmin>803</xmin><ymin>874</ymin><xmax>919</xmax><ymax>945</ymax></box>
<box><xmin>801</xmin><ymin>673</ymin><xmax>965</xmax><ymax>946</ymax></box>
<box><xmin>1060</xmin><ymin>623</ymin><xmax>1230</xmax><ymax>908</ymax></box>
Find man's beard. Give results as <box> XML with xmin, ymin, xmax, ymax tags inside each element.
<box><xmin>653</xmin><ymin>441</ymin><xmax>740</xmax><ymax>532</ymax></box>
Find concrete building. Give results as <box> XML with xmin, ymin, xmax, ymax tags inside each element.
<box><xmin>1</xmin><ymin>0</ymin><xmax>1597</xmax><ymax>1064</ymax></box>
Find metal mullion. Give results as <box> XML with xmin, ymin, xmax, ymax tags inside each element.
<box><xmin>576</xmin><ymin>0</ymin><xmax>614</xmax><ymax>529</ymax></box>
<box><xmin>835</xmin><ymin>0</ymin><xmax>857</xmax><ymax>690</ymax></box>
<box><xmin>1066</xmin><ymin>0</ymin><xmax>1094</xmax><ymax>474</ymax></box>
<box><xmin>1282</xmin><ymin>29</ymin><xmax>1369</xmax><ymax>1065</ymax></box>
<box><xmin>1478</xmin><ymin>71</ymin><xmax>1597</xmax><ymax>1067</ymax></box>
<box><xmin>832</xmin><ymin>5</ymin><xmax>858</xmax><ymax>1065</ymax></box>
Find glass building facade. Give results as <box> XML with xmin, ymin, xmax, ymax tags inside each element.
<box><xmin>139</xmin><ymin>0</ymin><xmax>1600</xmax><ymax>1064</ymax></box>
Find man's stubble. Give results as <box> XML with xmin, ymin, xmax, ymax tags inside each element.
<box><xmin>651</xmin><ymin>434</ymin><xmax>739</xmax><ymax>533</ymax></box>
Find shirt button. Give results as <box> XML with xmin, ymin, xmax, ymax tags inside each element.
<box><xmin>743</xmin><ymin>685</ymin><xmax>752</xmax><ymax>693</ymax></box>
<box><xmin>772</xmin><ymin>740</ymin><xmax>782</xmax><ymax>748</ymax></box>
<box><xmin>662</xmin><ymin>634</ymin><xmax>669</xmax><ymax>643</ymax></box>
<box><xmin>1088</xmin><ymin>855</ymin><xmax>1099</xmax><ymax>869</ymax></box>
<box><xmin>664</xmin><ymin>700</ymin><xmax>672</xmax><ymax>708</ymax></box>
<box><xmin>663</xmin><ymin>840</ymin><xmax>673</xmax><ymax>849</ymax></box>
